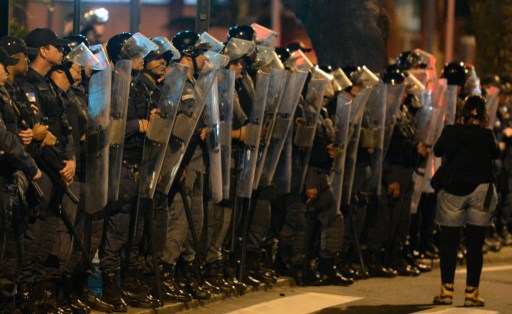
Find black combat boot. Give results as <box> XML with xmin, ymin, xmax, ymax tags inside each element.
<box><xmin>59</xmin><ymin>276</ymin><xmax>91</xmax><ymax>314</ymax></box>
<box><xmin>311</xmin><ymin>258</ymin><xmax>354</xmax><ymax>286</ymax></box>
<box><xmin>177</xmin><ymin>262</ymin><xmax>210</xmax><ymax>301</ymax></box>
<box><xmin>367</xmin><ymin>251</ymin><xmax>396</xmax><ymax>278</ymax></box>
<box><xmin>161</xmin><ymin>263</ymin><xmax>193</xmax><ymax>303</ymax></box>
<box><xmin>121</xmin><ymin>271</ymin><xmax>158</xmax><ymax>308</ymax></box>
<box><xmin>223</xmin><ymin>256</ymin><xmax>248</xmax><ymax>295</ymax></box>
<box><xmin>38</xmin><ymin>280</ymin><xmax>59</xmax><ymax>314</ymax></box>
<box><xmin>73</xmin><ymin>273</ymin><xmax>114</xmax><ymax>313</ymax></box>
<box><xmin>99</xmin><ymin>272</ymin><xmax>127</xmax><ymax>312</ymax></box>
<box><xmin>246</xmin><ymin>251</ymin><xmax>277</xmax><ymax>284</ymax></box>
<box><xmin>204</xmin><ymin>261</ymin><xmax>236</xmax><ymax>295</ymax></box>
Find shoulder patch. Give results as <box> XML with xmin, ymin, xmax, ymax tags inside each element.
<box><xmin>25</xmin><ymin>92</ymin><xmax>36</xmax><ymax>103</ymax></box>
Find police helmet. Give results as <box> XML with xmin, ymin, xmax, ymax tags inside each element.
<box><xmin>396</xmin><ymin>50</ymin><xmax>424</xmax><ymax>70</ymax></box>
<box><xmin>441</xmin><ymin>61</ymin><xmax>469</xmax><ymax>87</ymax></box>
<box><xmin>106</xmin><ymin>33</ymin><xmax>133</xmax><ymax>64</ymax></box>
<box><xmin>382</xmin><ymin>64</ymin><xmax>406</xmax><ymax>85</ymax></box>
<box><xmin>228</xmin><ymin>25</ymin><xmax>256</xmax><ymax>42</ymax></box>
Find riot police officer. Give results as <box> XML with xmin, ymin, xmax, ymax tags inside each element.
<box><xmin>99</xmin><ymin>32</ymin><xmax>159</xmax><ymax>310</ymax></box>
<box><xmin>161</xmin><ymin>30</ymin><xmax>213</xmax><ymax>301</ymax></box>
<box><xmin>0</xmin><ymin>47</ymin><xmax>42</xmax><ymax>314</ymax></box>
<box><xmin>15</xmin><ymin>28</ymin><xmax>79</xmax><ymax>313</ymax></box>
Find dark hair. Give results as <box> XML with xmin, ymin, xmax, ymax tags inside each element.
<box><xmin>461</xmin><ymin>94</ymin><xmax>488</xmax><ymax>127</ymax></box>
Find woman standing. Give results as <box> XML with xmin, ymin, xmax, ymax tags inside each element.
<box><xmin>432</xmin><ymin>95</ymin><xmax>500</xmax><ymax>307</ymax></box>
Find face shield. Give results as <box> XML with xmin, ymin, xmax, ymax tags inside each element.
<box><xmin>284</xmin><ymin>49</ymin><xmax>314</xmax><ymax>73</ymax></box>
<box><xmin>404</xmin><ymin>71</ymin><xmax>426</xmax><ymax>94</ymax></box>
<box><xmin>203</xmin><ymin>50</ymin><xmax>230</xmax><ymax>72</ymax></box>
<box><xmin>64</xmin><ymin>42</ymin><xmax>99</xmax><ymax>68</ymax></box>
<box><xmin>151</xmin><ymin>37</ymin><xmax>181</xmax><ymax>61</ymax></box>
<box><xmin>120</xmin><ymin>32</ymin><xmax>158</xmax><ymax>60</ymax></box>
<box><xmin>222</xmin><ymin>38</ymin><xmax>256</xmax><ymax>61</ymax></box>
<box><xmin>89</xmin><ymin>44</ymin><xmax>110</xmax><ymax>70</ymax></box>
<box><xmin>354</xmin><ymin>66</ymin><xmax>380</xmax><ymax>88</ymax></box>
<box><xmin>269</xmin><ymin>51</ymin><xmax>285</xmax><ymax>71</ymax></box>
<box><xmin>250</xmin><ymin>23</ymin><xmax>278</xmax><ymax>46</ymax></box>
<box><xmin>312</xmin><ymin>66</ymin><xmax>335</xmax><ymax>98</ymax></box>
<box><xmin>333</xmin><ymin>68</ymin><xmax>352</xmax><ymax>91</ymax></box>
<box><xmin>198</xmin><ymin>32</ymin><xmax>225</xmax><ymax>53</ymax></box>
<box><xmin>252</xmin><ymin>46</ymin><xmax>275</xmax><ymax>70</ymax></box>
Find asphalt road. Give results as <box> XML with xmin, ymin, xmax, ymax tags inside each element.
<box><xmin>181</xmin><ymin>248</ymin><xmax>512</xmax><ymax>314</ymax></box>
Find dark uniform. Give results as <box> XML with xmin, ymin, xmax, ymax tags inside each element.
<box><xmin>0</xmin><ymin>85</ymin><xmax>39</xmax><ymax>308</ymax></box>
<box><xmin>99</xmin><ymin>71</ymin><xmax>160</xmax><ymax>307</ymax></box>
<box><xmin>16</xmin><ymin>65</ymin><xmax>76</xmax><ymax>307</ymax></box>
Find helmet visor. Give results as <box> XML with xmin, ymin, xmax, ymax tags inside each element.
<box><xmin>151</xmin><ymin>37</ymin><xmax>181</xmax><ymax>61</ymax></box>
<box><xmin>253</xmin><ymin>46</ymin><xmax>275</xmax><ymax>69</ymax></box>
<box><xmin>222</xmin><ymin>38</ymin><xmax>256</xmax><ymax>61</ymax></box>
<box><xmin>90</xmin><ymin>44</ymin><xmax>110</xmax><ymax>70</ymax></box>
<box><xmin>250</xmin><ymin>23</ymin><xmax>278</xmax><ymax>45</ymax></box>
<box><xmin>120</xmin><ymin>32</ymin><xmax>158</xmax><ymax>60</ymax></box>
<box><xmin>199</xmin><ymin>32</ymin><xmax>224</xmax><ymax>53</ymax></box>
<box><xmin>284</xmin><ymin>50</ymin><xmax>314</xmax><ymax>72</ymax></box>
<box><xmin>64</xmin><ymin>42</ymin><xmax>99</xmax><ymax>68</ymax></box>
<box><xmin>333</xmin><ymin>68</ymin><xmax>352</xmax><ymax>90</ymax></box>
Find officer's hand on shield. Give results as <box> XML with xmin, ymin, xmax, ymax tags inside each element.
<box><xmin>41</xmin><ymin>132</ymin><xmax>57</xmax><ymax>147</ymax></box>
<box><xmin>150</xmin><ymin>108</ymin><xmax>159</xmax><ymax>119</ymax></box>
<box><xmin>33</xmin><ymin>169</ymin><xmax>42</xmax><ymax>181</ymax></box>
<box><xmin>180</xmin><ymin>168</ymin><xmax>187</xmax><ymax>182</ymax></box>
<box><xmin>327</xmin><ymin>143</ymin><xmax>337</xmax><ymax>159</ymax></box>
<box><xmin>306</xmin><ymin>188</ymin><xmax>318</xmax><ymax>204</ymax></box>
<box><xmin>417</xmin><ymin>143</ymin><xmax>429</xmax><ymax>157</ymax></box>
<box><xmin>139</xmin><ymin>119</ymin><xmax>149</xmax><ymax>133</ymax></box>
<box><xmin>18</xmin><ymin>127</ymin><xmax>33</xmax><ymax>145</ymax></box>
<box><xmin>388</xmin><ymin>182</ymin><xmax>400</xmax><ymax>199</ymax></box>
<box><xmin>239</xmin><ymin>126</ymin><xmax>247</xmax><ymax>142</ymax></box>
<box><xmin>199</xmin><ymin>127</ymin><xmax>209</xmax><ymax>141</ymax></box>
<box><xmin>32</xmin><ymin>123</ymin><xmax>49</xmax><ymax>141</ymax></box>
<box><xmin>59</xmin><ymin>160</ymin><xmax>76</xmax><ymax>185</ymax></box>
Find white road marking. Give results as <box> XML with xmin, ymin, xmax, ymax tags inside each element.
<box><xmin>413</xmin><ymin>308</ymin><xmax>498</xmax><ymax>314</ymax></box>
<box><xmin>455</xmin><ymin>265</ymin><xmax>512</xmax><ymax>274</ymax></box>
<box><xmin>225</xmin><ymin>292</ymin><xmax>361</xmax><ymax>314</ymax></box>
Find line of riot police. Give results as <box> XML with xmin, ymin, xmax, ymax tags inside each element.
<box><xmin>1</xmin><ymin>23</ymin><xmax>512</xmax><ymax>314</ymax></box>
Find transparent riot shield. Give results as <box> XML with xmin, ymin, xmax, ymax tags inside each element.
<box><xmin>138</xmin><ymin>64</ymin><xmax>188</xmax><ymax>199</ymax></box>
<box><xmin>444</xmin><ymin>85</ymin><xmax>458</xmax><ymax>125</ymax></box>
<box><xmin>409</xmin><ymin>106</ymin><xmax>443</xmax><ymax>213</ymax></box>
<box><xmin>217</xmin><ymin>69</ymin><xmax>236</xmax><ymax>199</ymax></box>
<box><xmin>486</xmin><ymin>86</ymin><xmax>500</xmax><ymax>129</ymax></box>
<box><xmin>330</xmin><ymin>93</ymin><xmax>352</xmax><ymax>210</ymax></box>
<box><xmin>204</xmin><ymin>77</ymin><xmax>223</xmax><ymax>204</ymax></box>
<box><xmin>253</xmin><ymin>68</ymin><xmax>288</xmax><ymax>188</ymax></box>
<box><xmin>85</xmin><ymin>64</ymin><xmax>112</xmax><ymax>213</ymax></box>
<box><xmin>159</xmin><ymin>69</ymin><xmax>217</xmax><ymax>195</ymax></box>
<box><xmin>236</xmin><ymin>72</ymin><xmax>270</xmax><ymax>198</ymax></box>
<box><xmin>273</xmin><ymin>123</ymin><xmax>293</xmax><ymax>195</ymax></box>
<box><xmin>259</xmin><ymin>70</ymin><xmax>309</xmax><ymax>186</ymax></box>
<box><xmin>383</xmin><ymin>83</ymin><xmax>406</xmax><ymax>157</ymax></box>
<box><xmin>89</xmin><ymin>44</ymin><xmax>110</xmax><ymax>70</ymax></box>
<box><xmin>341</xmin><ymin>88</ymin><xmax>373</xmax><ymax>204</ymax></box>
<box><xmin>360</xmin><ymin>84</ymin><xmax>387</xmax><ymax>196</ymax></box>
<box><xmin>292</xmin><ymin>78</ymin><xmax>330</xmax><ymax>193</ymax></box>
<box><xmin>342</xmin><ymin>117</ymin><xmax>364</xmax><ymax>205</ymax></box>
<box><xmin>108</xmin><ymin>60</ymin><xmax>132</xmax><ymax>201</ymax></box>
